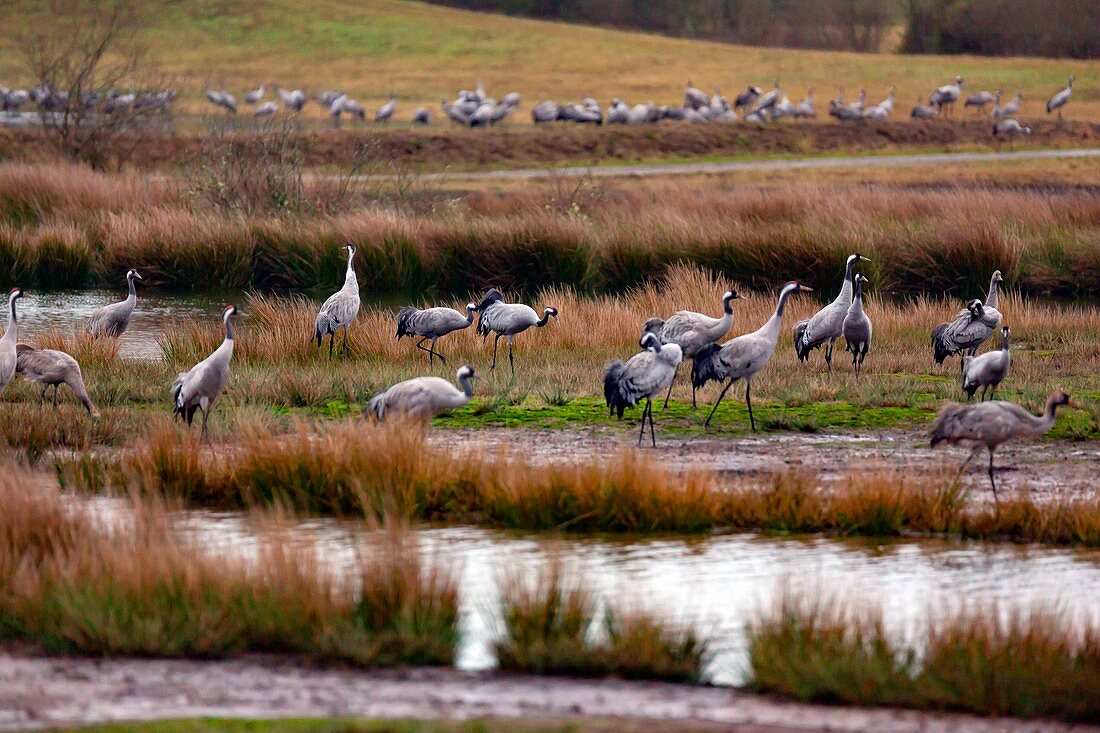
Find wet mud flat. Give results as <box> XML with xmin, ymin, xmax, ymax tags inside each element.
<box><xmin>0</xmin><ymin>653</ymin><xmax>1092</xmax><ymax>733</ymax></box>
<box><xmin>436</xmin><ymin>426</ymin><xmax>1100</xmax><ymax>503</ymax></box>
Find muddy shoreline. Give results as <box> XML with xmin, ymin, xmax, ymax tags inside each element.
<box><xmin>1</xmin><ymin>653</ymin><xmax>1093</xmax><ymax>733</ymax></box>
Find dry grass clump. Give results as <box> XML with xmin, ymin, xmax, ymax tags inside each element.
<box><xmin>104</xmin><ymin>420</ymin><xmax>1100</xmax><ymax>546</ymax></box>
<box><xmin>495</xmin><ymin>562</ymin><xmax>709</xmax><ymax>683</ymax></box>
<box><xmin>0</xmin><ymin>470</ymin><xmax>459</xmax><ymax>666</ymax></box>
<box><xmin>746</xmin><ymin>589</ymin><xmax>1100</xmax><ymax>721</ymax></box>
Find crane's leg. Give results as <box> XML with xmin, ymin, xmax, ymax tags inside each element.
<box><xmin>648</xmin><ymin>399</ymin><xmax>657</xmax><ymax>447</ymax></box>
<box><xmin>704</xmin><ymin>379</ymin><xmax>736</xmax><ymax>428</ymax></box>
<box><xmin>38</xmin><ymin>385</ymin><xmax>48</xmax><ymax>410</ymax></box>
<box><xmin>508</xmin><ymin>339</ymin><xmax>515</xmax><ymax>377</ymax></box>
<box><xmin>200</xmin><ymin>408</ymin><xmax>210</xmax><ymax>443</ymax></box>
<box><xmin>637</xmin><ymin>400</ymin><xmax>648</xmax><ymax>446</ymax></box>
<box><xmin>745</xmin><ymin>381</ymin><xmax>756</xmax><ymax>433</ymax></box>
<box><xmin>952</xmin><ymin>446</ymin><xmax>980</xmax><ymax>486</ymax></box>
<box><xmin>342</xmin><ymin>327</ymin><xmax>350</xmax><ymax>357</ymax></box>
<box><xmin>662</xmin><ymin>369</ymin><xmax>676</xmax><ymax>410</ymax></box>
<box><xmin>415</xmin><ymin>337</ymin><xmax>434</xmax><ymax>365</ymax></box>
<box><xmin>987</xmin><ymin>449</ymin><xmax>998</xmax><ymax>503</ymax></box>
<box><xmin>431</xmin><ymin>338</ymin><xmax>446</xmax><ymax>365</ymax></box>
<box><xmin>691</xmin><ymin>384</ymin><xmax>697</xmax><ymax>409</ymax></box>
<box><xmin>490</xmin><ymin>334</ymin><xmax>502</xmax><ymax>371</ymax></box>
<box><xmin>53</xmin><ymin>384</ymin><xmax>60</xmax><ymax>408</ymax></box>
<box><xmin>989</xmin><ymin>385</ymin><xmax>996</xmax><ymax>401</ymax></box>
<box><xmin>825</xmin><ymin>341</ymin><xmax>833</xmax><ymax>376</ymax></box>
<box><xmin>328</xmin><ymin>332</ymin><xmax>335</xmax><ymax>359</ymax></box>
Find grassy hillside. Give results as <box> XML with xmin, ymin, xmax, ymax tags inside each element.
<box><xmin>0</xmin><ymin>0</ymin><xmax>1095</xmax><ymax>122</ymax></box>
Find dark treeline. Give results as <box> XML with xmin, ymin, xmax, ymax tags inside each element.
<box><xmin>901</xmin><ymin>0</ymin><xmax>1099</xmax><ymax>59</ymax></box>
<box><xmin>430</xmin><ymin>0</ymin><xmax>1098</xmax><ymax>57</ymax></box>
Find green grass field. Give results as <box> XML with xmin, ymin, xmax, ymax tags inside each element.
<box><xmin>0</xmin><ymin>0</ymin><xmax>1094</xmax><ymax>122</ymax></box>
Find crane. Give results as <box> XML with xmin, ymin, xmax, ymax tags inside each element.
<box><xmin>86</xmin><ymin>269</ymin><xmax>141</xmax><ymax>338</ymax></box>
<box><xmin>475</xmin><ymin>289</ymin><xmax>558</xmax><ymax>376</ymax></box>
<box><xmin>793</xmin><ymin>253</ymin><xmax>871</xmax><ymax>374</ymax></box>
<box><xmin>367</xmin><ymin>365</ymin><xmax>478</xmax><ymax>421</ymax></box>
<box><xmin>171</xmin><ymin>305</ymin><xmax>238</xmax><ymax>441</ymax></box>
<box><xmin>313</xmin><ymin>244</ymin><xmax>360</xmax><ymax>358</ymax></box>
<box><xmin>15</xmin><ymin>344</ymin><xmax>99</xmax><ymax>418</ymax></box>
<box><xmin>395</xmin><ymin>302</ymin><xmax>478</xmax><ymax>366</ymax></box>
<box><xmin>962</xmin><ymin>326</ymin><xmax>1010</xmax><ymax>401</ymax></box>
<box><xmin>604</xmin><ymin>332</ymin><xmax>683</xmax><ymax>447</ymax></box>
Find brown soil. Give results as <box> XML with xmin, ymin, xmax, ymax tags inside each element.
<box><xmin>0</xmin><ymin>653</ymin><xmax>1093</xmax><ymax>733</ymax></box>
<box><xmin>1</xmin><ymin>119</ymin><xmax>1096</xmax><ymax>171</ymax></box>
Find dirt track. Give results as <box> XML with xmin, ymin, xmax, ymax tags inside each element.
<box><xmin>1</xmin><ymin>653</ymin><xmax>1093</xmax><ymax>733</ymax></box>
<box><xmin>1</xmin><ymin>118</ymin><xmax>1097</xmax><ymax>171</ymax></box>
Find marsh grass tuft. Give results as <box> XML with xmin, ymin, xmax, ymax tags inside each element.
<box><xmin>746</xmin><ymin>589</ymin><xmax>1100</xmax><ymax>721</ymax></box>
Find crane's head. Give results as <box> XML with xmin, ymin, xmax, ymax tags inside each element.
<box><xmin>639</xmin><ymin>331</ymin><xmax>662</xmax><ymax>352</ymax></box>
<box><xmin>782</xmin><ymin>281</ymin><xmax>813</xmax><ymax>295</ymax></box>
<box><xmin>967</xmin><ymin>299</ymin><xmax>984</xmax><ymax>317</ymax></box>
<box><xmin>991</xmin><ymin>270</ymin><xmax>1003</xmax><ymax>283</ymax></box>
<box><xmin>9</xmin><ymin>287</ymin><xmax>23</xmax><ymax>301</ymax></box>
<box><xmin>127</xmin><ymin>268</ymin><xmax>142</xmax><ymax>281</ymax></box>
<box><xmin>1001</xmin><ymin>325</ymin><xmax>1011</xmax><ymax>339</ymax></box>
<box><xmin>955</xmin><ymin>76</ymin><xmax>964</xmax><ymax>84</ymax></box>
<box><xmin>465</xmin><ymin>302</ymin><xmax>478</xmax><ymax>313</ymax></box>
<box><xmin>847</xmin><ymin>253</ymin><xmax>871</xmax><ymax>266</ymax></box>
<box><xmin>457</xmin><ymin>364</ymin><xmax>478</xmax><ymax>382</ymax></box>
<box><xmin>1051</xmin><ymin>391</ymin><xmax>1082</xmax><ymax>409</ymax></box>
<box><xmin>722</xmin><ymin>289</ymin><xmax>743</xmax><ymax>303</ymax></box>
<box><xmin>855</xmin><ymin>273</ymin><xmax>869</xmax><ymax>285</ymax></box>
<box><xmin>223</xmin><ymin>304</ymin><xmax>238</xmax><ymax>319</ymax></box>
<box><xmin>544</xmin><ymin>306</ymin><xmax>559</xmax><ymax>319</ymax></box>
<box><xmin>343</xmin><ymin>243</ymin><xmax>357</xmax><ymax>256</ymax></box>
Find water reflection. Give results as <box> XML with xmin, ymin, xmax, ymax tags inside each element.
<box><xmin>144</xmin><ymin>504</ymin><xmax>1100</xmax><ymax>686</ymax></box>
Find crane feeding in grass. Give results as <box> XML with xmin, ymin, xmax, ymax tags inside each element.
<box><xmin>1</xmin><ymin>288</ymin><xmax>23</xmax><ymax>398</ymax></box>
<box><xmin>642</xmin><ymin>289</ymin><xmax>742</xmax><ymax>409</ymax></box>
<box><xmin>930</xmin><ymin>76</ymin><xmax>963</xmax><ymax>116</ymax></box>
<box><xmin>793</xmin><ymin>253</ymin><xmax>871</xmax><ymax>375</ymax></box>
<box><xmin>172</xmin><ymin>305</ymin><xmax>237</xmax><ymax>441</ymax></box>
<box><xmin>693</xmin><ymin>281</ymin><xmax>813</xmax><ymax>430</ymax></box>
<box><xmin>604</xmin><ymin>332</ymin><xmax>683</xmax><ymax>447</ymax></box>
<box><xmin>376</xmin><ymin>95</ymin><xmax>396</xmax><ymax>123</ymax></box>
<box><xmin>396</xmin><ymin>302</ymin><xmax>478</xmax><ymax>366</ymax></box>
<box><xmin>367</xmin><ymin>365</ymin><xmax>479</xmax><ymax>421</ymax></box>
<box><xmin>842</xmin><ymin>273</ymin><xmax>872</xmax><ymax>376</ymax></box>
<box><xmin>965</xmin><ymin>90</ymin><xmax>997</xmax><ymax>115</ymax></box>
<box><xmin>475</xmin><ymin>289</ymin><xmax>558</xmax><ymax>376</ymax></box>
<box><xmin>993</xmin><ymin>90</ymin><xmax>1021</xmax><ymax>120</ymax></box>
<box><xmin>15</xmin><ymin>344</ymin><xmax>99</xmax><ymax>418</ymax></box>
<box><xmin>931</xmin><ymin>390</ymin><xmax>1079</xmax><ymax>500</ymax></box>
<box><xmin>962</xmin><ymin>326</ymin><xmax>1011</xmax><ymax>401</ymax></box>
<box><xmin>245</xmin><ymin>84</ymin><xmax>265</xmax><ymax>105</ymax></box>
<box><xmin>1046</xmin><ymin>75</ymin><xmax>1074</xmax><ymax>120</ymax></box>
<box><xmin>86</xmin><ymin>269</ymin><xmax>141</xmax><ymax>338</ymax></box>
<box><xmin>313</xmin><ymin>244</ymin><xmax>360</xmax><ymax>358</ymax></box>
<box><xmin>276</xmin><ymin>87</ymin><xmax>307</xmax><ymax>112</ymax></box>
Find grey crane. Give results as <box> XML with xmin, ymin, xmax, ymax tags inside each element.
<box><xmin>793</xmin><ymin>253</ymin><xmax>871</xmax><ymax>374</ymax></box>
<box><xmin>253</xmin><ymin>100</ymin><xmax>278</xmax><ymax>118</ymax></box>
<box><xmin>531</xmin><ymin>100</ymin><xmax>557</xmax><ymax>123</ymax></box>
<box><xmin>276</xmin><ymin>87</ymin><xmax>307</xmax><ymax>112</ymax></box>
<box><xmin>205</xmin><ymin>87</ymin><xmax>237</xmax><ymax>114</ymax></box>
<box><xmin>842</xmin><ymin>273</ymin><xmax>872</xmax><ymax>376</ymax></box>
<box><xmin>964</xmin><ymin>89</ymin><xmax>996</xmax><ymax>115</ymax></box>
<box><xmin>313</xmin><ymin>243</ymin><xmax>360</xmax><ymax>358</ymax></box>
<box><xmin>962</xmin><ymin>326</ymin><xmax>1010</xmax><ymax>401</ymax></box>
<box><xmin>931</xmin><ymin>298</ymin><xmax>1002</xmax><ymax>367</ymax></box>
<box><xmin>693</xmin><ymin>281</ymin><xmax>813</xmax><ymax>430</ymax></box>
<box><xmin>604</xmin><ymin>332</ymin><xmax>683</xmax><ymax>447</ymax></box>
<box><xmin>931</xmin><ymin>390</ymin><xmax>1079</xmax><ymax>499</ymax></box>
<box><xmin>396</xmin><ymin>302</ymin><xmax>478</xmax><ymax>366</ymax></box>
<box><xmin>985</xmin><ymin>269</ymin><xmax>1003</xmax><ymax>310</ymax></box>
<box><xmin>86</xmin><ymin>269</ymin><xmax>141</xmax><ymax>338</ymax></box>
<box><xmin>993</xmin><ymin>90</ymin><xmax>1021</xmax><ymax>120</ymax></box>
<box><xmin>911</xmin><ymin>95</ymin><xmax>938</xmax><ymax>119</ymax></box>
<box><xmin>171</xmin><ymin>304</ymin><xmax>237</xmax><ymax>440</ymax></box>
<box><xmin>315</xmin><ymin>90</ymin><xmax>345</xmax><ymax>108</ymax></box>
<box><xmin>930</xmin><ymin>76</ymin><xmax>964</xmax><ymax>116</ymax></box>
<box><xmin>643</xmin><ymin>289</ymin><xmax>742</xmax><ymax>408</ymax></box>
<box><xmin>1</xmin><ymin>288</ymin><xmax>23</xmax><ymax>398</ymax></box>
<box><xmin>794</xmin><ymin>88</ymin><xmax>816</xmax><ymax>118</ymax></box>
<box><xmin>862</xmin><ymin>87</ymin><xmax>894</xmax><ymax>120</ymax></box>
<box><xmin>376</xmin><ymin>95</ymin><xmax>396</xmax><ymax>123</ymax></box>
<box><xmin>684</xmin><ymin>81</ymin><xmax>709</xmax><ymax>111</ymax></box>
<box><xmin>245</xmin><ymin>84</ymin><xmax>265</xmax><ymax>104</ymax></box>
<box><xmin>475</xmin><ymin>288</ymin><xmax>558</xmax><ymax>376</ymax></box>
<box><xmin>1046</xmin><ymin>75</ymin><xmax>1074</xmax><ymax>120</ymax></box>
<box><xmin>606</xmin><ymin>99</ymin><xmax>630</xmax><ymax>124</ymax></box>
<box><xmin>15</xmin><ymin>344</ymin><xmax>99</xmax><ymax>418</ymax></box>
<box><xmin>412</xmin><ymin>107</ymin><xmax>431</xmax><ymax>125</ymax></box>
<box><xmin>753</xmin><ymin>78</ymin><xmax>782</xmax><ymax>116</ymax></box>
<box><xmin>993</xmin><ymin>118</ymin><xmax>1031</xmax><ymax>137</ymax></box>
<box><xmin>734</xmin><ymin>85</ymin><xmax>762</xmax><ymax>113</ymax></box>
<box><xmin>443</xmin><ymin>99</ymin><xmax>472</xmax><ymax>125</ymax></box>
<box><xmin>367</xmin><ymin>365</ymin><xmax>478</xmax><ymax>421</ymax></box>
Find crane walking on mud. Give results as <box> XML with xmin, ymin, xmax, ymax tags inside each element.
<box><xmin>604</xmin><ymin>332</ymin><xmax>682</xmax><ymax>447</ymax></box>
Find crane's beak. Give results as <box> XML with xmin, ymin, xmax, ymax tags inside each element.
<box><xmin>1069</xmin><ymin>399</ymin><xmax>1084</xmax><ymax>409</ymax></box>
<box><xmin>798</xmin><ymin>285</ymin><xmax>814</xmax><ymax>292</ymax></box>
<box><xmin>860</xmin><ymin>256</ymin><xmax>872</xmax><ymax>262</ymax></box>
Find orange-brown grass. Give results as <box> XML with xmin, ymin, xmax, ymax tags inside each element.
<box><xmin>0</xmin><ymin>468</ymin><xmax>459</xmax><ymax>665</ymax></box>
<box><xmin>746</xmin><ymin>589</ymin><xmax>1100</xmax><ymax>721</ymax></box>
<box><xmin>495</xmin><ymin>561</ymin><xmax>709</xmax><ymax>683</ymax></box>
<box><xmin>3</xmin><ymin>164</ymin><xmax>1100</xmax><ymax>296</ymax></box>
<box><xmin>104</xmin><ymin>420</ymin><xmax>1100</xmax><ymax>545</ymax></box>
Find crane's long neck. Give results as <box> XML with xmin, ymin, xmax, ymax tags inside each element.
<box><xmin>465</xmin><ymin>306</ymin><xmax>476</xmax><ymax>326</ymax></box>
<box><xmin>126</xmin><ymin>274</ymin><xmax>137</xmax><ymax>301</ymax></box>
<box><xmin>3</xmin><ymin>295</ymin><xmax>17</xmax><ymax>342</ymax></box>
<box><xmin>536</xmin><ymin>310</ymin><xmax>553</xmax><ymax>327</ymax></box>
<box><xmin>458</xmin><ymin>373</ymin><xmax>475</xmax><ymax>398</ymax></box>
<box><xmin>834</xmin><ymin>261</ymin><xmax>855</xmax><ymax>305</ymax></box>
<box><xmin>1001</xmin><ymin>332</ymin><xmax>1010</xmax><ymax>351</ymax></box>
<box><xmin>759</xmin><ymin>287</ymin><xmax>796</xmax><ymax>344</ymax></box>
<box><xmin>850</xmin><ymin>278</ymin><xmax>864</xmax><ymax>312</ymax></box>
<box><xmin>224</xmin><ymin>313</ymin><xmax>235</xmax><ymax>342</ymax></box>
<box><xmin>1034</xmin><ymin>397</ymin><xmax>1065</xmax><ymax>435</ymax></box>
<box><xmin>986</xmin><ymin>277</ymin><xmax>1000</xmax><ymax>310</ymax></box>
<box><xmin>343</xmin><ymin>252</ymin><xmax>357</xmax><ymax>290</ymax></box>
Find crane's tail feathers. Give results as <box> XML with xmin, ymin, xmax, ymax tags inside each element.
<box><xmin>603</xmin><ymin>360</ymin><xmax>627</xmax><ymax>418</ymax></box>
<box><xmin>365</xmin><ymin>392</ymin><xmax>387</xmax><ymax>420</ymax></box>
<box><xmin>395</xmin><ymin>307</ymin><xmax>417</xmax><ymax>339</ymax></box>
<box><xmin>929</xmin><ymin>404</ymin><xmax>966</xmax><ymax>447</ymax></box>
<box><xmin>931</xmin><ymin>323</ymin><xmax>952</xmax><ymax>364</ymax></box>
<box><xmin>792</xmin><ymin>320</ymin><xmax>812</xmax><ymax>362</ymax></box>
<box><xmin>690</xmin><ymin>343</ymin><xmax>723</xmax><ymax>390</ymax></box>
